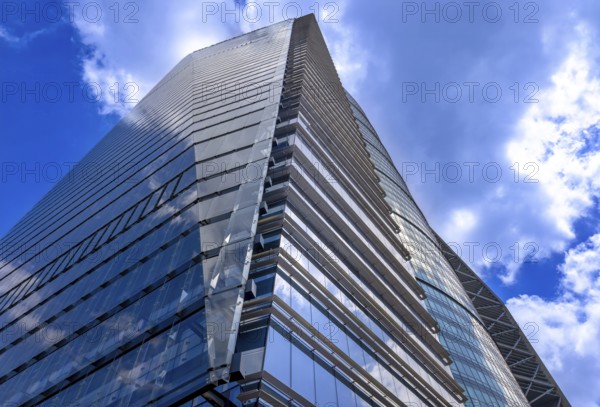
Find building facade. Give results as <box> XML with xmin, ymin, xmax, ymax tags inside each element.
<box><xmin>346</xmin><ymin>93</ymin><xmax>568</xmax><ymax>407</ymax></box>
<box><xmin>0</xmin><ymin>14</ymin><xmax>568</xmax><ymax>407</ymax></box>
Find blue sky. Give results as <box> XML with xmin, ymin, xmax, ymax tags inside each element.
<box><xmin>1</xmin><ymin>1</ymin><xmax>599</xmax><ymax>405</ymax></box>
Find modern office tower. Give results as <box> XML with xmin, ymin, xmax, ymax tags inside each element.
<box><xmin>0</xmin><ymin>14</ymin><xmax>568</xmax><ymax>407</ymax></box>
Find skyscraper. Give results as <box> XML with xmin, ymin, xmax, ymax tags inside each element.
<box><xmin>0</xmin><ymin>14</ymin><xmax>568</xmax><ymax>407</ymax></box>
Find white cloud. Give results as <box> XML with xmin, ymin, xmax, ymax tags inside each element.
<box><xmin>69</xmin><ymin>0</ymin><xmax>237</xmax><ymax>116</ymax></box>
<box><xmin>320</xmin><ymin>0</ymin><xmax>368</xmax><ymax>95</ymax></box>
<box><xmin>443</xmin><ymin>208</ymin><xmax>477</xmax><ymax>238</ymax></box>
<box><xmin>0</xmin><ymin>25</ymin><xmax>50</xmax><ymax>46</ymax></box>
<box><xmin>80</xmin><ymin>52</ymin><xmax>143</xmax><ymax>116</ymax></box>
<box><xmin>68</xmin><ymin>0</ymin><xmax>369</xmax><ymax>116</ymax></box>
<box><xmin>436</xmin><ymin>22</ymin><xmax>600</xmax><ymax>284</ymax></box>
<box><xmin>507</xmin><ymin>233</ymin><xmax>600</xmax><ymax>407</ymax></box>
<box><xmin>0</xmin><ymin>25</ymin><xmax>19</xmax><ymax>43</ymax></box>
<box><xmin>501</xmin><ymin>23</ymin><xmax>600</xmax><ymax>282</ymax></box>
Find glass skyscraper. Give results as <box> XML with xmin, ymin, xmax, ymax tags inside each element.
<box><xmin>0</xmin><ymin>14</ymin><xmax>569</xmax><ymax>407</ymax></box>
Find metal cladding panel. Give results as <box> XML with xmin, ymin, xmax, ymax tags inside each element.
<box><xmin>0</xmin><ymin>20</ymin><xmax>292</xmax><ymax>405</ymax></box>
